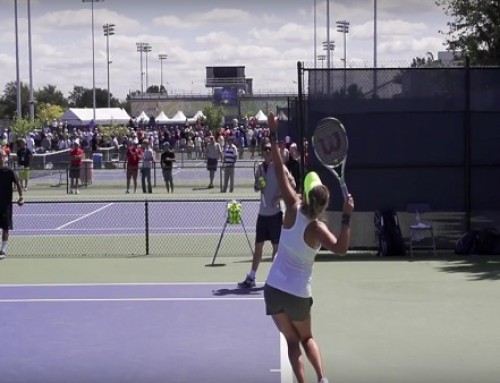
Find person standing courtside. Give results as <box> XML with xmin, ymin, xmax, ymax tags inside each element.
<box><xmin>238</xmin><ymin>142</ymin><xmax>296</xmax><ymax>288</ymax></box>
<box><xmin>16</xmin><ymin>138</ymin><xmax>33</xmax><ymax>191</ymax></box>
<box><xmin>205</xmin><ymin>136</ymin><xmax>222</xmax><ymax>189</ymax></box>
<box><xmin>125</xmin><ymin>139</ymin><xmax>142</xmax><ymax>194</ymax></box>
<box><xmin>160</xmin><ymin>142</ymin><xmax>175</xmax><ymax>193</ymax></box>
<box><xmin>0</xmin><ymin>149</ymin><xmax>24</xmax><ymax>259</ymax></box>
<box><xmin>141</xmin><ymin>139</ymin><xmax>154</xmax><ymax>194</ymax></box>
<box><xmin>222</xmin><ymin>136</ymin><xmax>238</xmax><ymax>193</ymax></box>
<box><xmin>69</xmin><ymin>141</ymin><xmax>84</xmax><ymax>194</ymax></box>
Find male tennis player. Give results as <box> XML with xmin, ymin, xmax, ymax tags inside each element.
<box><xmin>16</xmin><ymin>138</ymin><xmax>33</xmax><ymax>191</ymax></box>
<box><xmin>237</xmin><ymin>142</ymin><xmax>296</xmax><ymax>288</ymax></box>
<box><xmin>69</xmin><ymin>141</ymin><xmax>84</xmax><ymax>194</ymax></box>
<box><xmin>0</xmin><ymin>149</ymin><xmax>24</xmax><ymax>259</ymax></box>
<box><xmin>160</xmin><ymin>142</ymin><xmax>175</xmax><ymax>193</ymax></box>
<box><xmin>205</xmin><ymin>136</ymin><xmax>222</xmax><ymax>189</ymax></box>
<box><xmin>263</xmin><ymin>112</ymin><xmax>354</xmax><ymax>383</ymax></box>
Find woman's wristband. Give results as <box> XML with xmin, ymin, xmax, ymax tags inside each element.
<box><xmin>341</xmin><ymin>213</ymin><xmax>351</xmax><ymax>226</ymax></box>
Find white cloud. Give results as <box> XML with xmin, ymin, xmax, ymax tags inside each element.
<box><xmin>249</xmin><ymin>23</ymin><xmax>312</xmax><ymax>44</ymax></box>
<box><xmin>153</xmin><ymin>15</ymin><xmax>189</xmax><ymax>29</ymax></box>
<box><xmin>196</xmin><ymin>32</ymin><xmax>238</xmax><ymax>46</ymax></box>
<box><xmin>352</xmin><ymin>19</ymin><xmax>429</xmax><ymax>40</ymax></box>
<box><xmin>35</xmin><ymin>8</ymin><xmax>144</xmax><ymax>34</ymax></box>
<box><xmin>192</xmin><ymin>8</ymin><xmax>251</xmax><ymax>24</ymax></box>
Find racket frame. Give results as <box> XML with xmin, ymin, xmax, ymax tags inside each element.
<box><xmin>312</xmin><ymin>117</ymin><xmax>349</xmax><ymax>200</ymax></box>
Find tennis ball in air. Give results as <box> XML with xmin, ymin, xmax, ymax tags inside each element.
<box><xmin>259</xmin><ymin>177</ymin><xmax>266</xmax><ymax>187</ymax></box>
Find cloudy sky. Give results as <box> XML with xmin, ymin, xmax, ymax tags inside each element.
<box><xmin>0</xmin><ymin>0</ymin><xmax>452</xmax><ymax>101</ymax></box>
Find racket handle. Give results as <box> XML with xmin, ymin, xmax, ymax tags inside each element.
<box><xmin>341</xmin><ymin>183</ymin><xmax>349</xmax><ymax>200</ymax></box>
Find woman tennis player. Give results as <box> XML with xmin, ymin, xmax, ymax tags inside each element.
<box><xmin>264</xmin><ymin>113</ymin><xmax>354</xmax><ymax>383</ymax></box>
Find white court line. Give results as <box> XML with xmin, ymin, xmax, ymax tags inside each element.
<box><xmin>55</xmin><ymin>203</ymin><xmax>114</xmax><ymax>230</ymax></box>
<box><xmin>23</xmin><ymin>226</ymin><xmax>254</xmax><ymax>232</ymax></box>
<box><xmin>280</xmin><ymin>333</ymin><xmax>294</xmax><ymax>383</ymax></box>
<box><xmin>0</xmin><ymin>282</ymin><xmax>247</xmax><ymax>287</ymax></box>
<box><xmin>15</xmin><ymin>214</ymin><xmax>83</xmax><ymax>217</ymax></box>
<box><xmin>0</xmin><ymin>297</ymin><xmax>263</xmax><ymax>303</ymax></box>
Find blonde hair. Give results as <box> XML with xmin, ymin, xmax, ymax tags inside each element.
<box><xmin>301</xmin><ymin>184</ymin><xmax>330</xmax><ymax>220</ymax></box>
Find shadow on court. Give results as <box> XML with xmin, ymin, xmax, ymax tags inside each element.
<box><xmin>212</xmin><ymin>286</ymin><xmax>264</xmax><ymax>296</ymax></box>
<box><xmin>437</xmin><ymin>257</ymin><xmax>500</xmax><ymax>281</ymax></box>
<box><xmin>231</xmin><ymin>253</ymin><xmax>500</xmax><ymax>281</ymax></box>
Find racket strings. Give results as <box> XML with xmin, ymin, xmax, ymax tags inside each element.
<box><xmin>313</xmin><ymin>126</ymin><xmax>348</xmax><ymax>165</ymax></box>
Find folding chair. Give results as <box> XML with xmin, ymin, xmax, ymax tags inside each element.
<box><xmin>406</xmin><ymin>203</ymin><xmax>437</xmax><ymax>257</ymax></box>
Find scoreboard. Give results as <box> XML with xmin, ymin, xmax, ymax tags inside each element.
<box><xmin>205</xmin><ymin>66</ymin><xmax>246</xmax><ymax>87</ymax></box>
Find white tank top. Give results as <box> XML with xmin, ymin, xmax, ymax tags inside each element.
<box><xmin>265</xmin><ymin>206</ymin><xmax>321</xmax><ymax>298</ymax></box>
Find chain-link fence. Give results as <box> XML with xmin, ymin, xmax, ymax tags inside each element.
<box><xmin>296</xmin><ymin>59</ymin><xmax>500</xmax><ymax>250</ymax></box>
<box><xmin>10</xmin><ymin>154</ymin><xmax>265</xmax><ymax>194</ymax></box>
<box><xmin>9</xmin><ymin>199</ymin><xmax>263</xmax><ymax>258</ymax></box>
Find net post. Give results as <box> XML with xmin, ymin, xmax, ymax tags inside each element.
<box><xmin>145</xmin><ymin>200</ymin><xmax>150</xmax><ymax>255</ymax></box>
<box><xmin>219</xmin><ymin>164</ymin><xmax>223</xmax><ymax>192</ymax></box>
<box><xmin>153</xmin><ymin>161</ymin><xmax>157</xmax><ymax>188</ymax></box>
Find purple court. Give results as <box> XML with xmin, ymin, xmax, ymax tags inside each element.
<box><xmin>11</xmin><ymin>202</ymin><xmax>260</xmax><ymax>237</ymax></box>
<box><xmin>0</xmin><ymin>283</ymin><xmax>292</xmax><ymax>383</ymax></box>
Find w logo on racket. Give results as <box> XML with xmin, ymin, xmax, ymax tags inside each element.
<box><xmin>319</xmin><ymin>132</ymin><xmax>341</xmax><ymax>155</ymax></box>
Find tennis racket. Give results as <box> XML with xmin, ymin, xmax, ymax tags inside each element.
<box><xmin>312</xmin><ymin>117</ymin><xmax>349</xmax><ymax>200</ymax></box>
<box><xmin>254</xmin><ymin>160</ymin><xmax>267</xmax><ymax>208</ymax></box>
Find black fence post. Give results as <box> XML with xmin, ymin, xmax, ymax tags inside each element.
<box><xmin>297</xmin><ymin>61</ymin><xmax>306</xmax><ymax>187</ymax></box>
<box><xmin>153</xmin><ymin>161</ymin><xmax>157</xmax><ymax>188</ymax></box>
<box><xmin>464</xmin><ymin>55</ymin><xmax>471</xmax><ymax>232</ymax></box>
<box><xmin>145</xmin><ymin>200</ymin><xmax>150</xmax><ymax>255</ymax></box>
<box><xmin>66</xmin><ymin>167</ymin><xmax>69</xmax><ymax>194</ymax></box>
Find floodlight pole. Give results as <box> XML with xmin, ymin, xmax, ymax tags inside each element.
<box><xmin>136</xmin><ymin>42</ymin><xmax>145</xmax><ymax>93</ymax></box>
<box><xmin>14</xmin><ymin>0</ymin><xmax>22</xmax><ymax>119</ymax></box>
<box><xmin>158</xmin><ymin>54</ymin><xmax>168</xmax><ymax>93</ymax></box>
<box><xmin>144</xmin><ymin>43</ymin><xmax>152</xmax><ymax>91</ymax></box>
<box><xmin>314</xmin><ymin>0</ymin><xmax>317</xmax><ymax>69</ymax></box>
<box><xmin>28</xmin><ymin>0</ymin><xmax>35</xmax><ymax>122</ymax></box>
<box><xmin>82</xmin><ymin>0</ymin><xmax>103</xmax><ymax>122</ymax></box>
<box><xmin>103</xmin><ymin>23</ymin><xmax>115</xmax><ymax>108</ymax></box>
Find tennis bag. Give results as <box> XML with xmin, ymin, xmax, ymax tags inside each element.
<box><xmin>374</xmin><ymin>209</ymin><xmax>406</xmax><ymax>256</ymax></box>
<box><xmin>456</xmin><ymin>228</ymin><xmax>500</xmax><ymax>255</ymax></box>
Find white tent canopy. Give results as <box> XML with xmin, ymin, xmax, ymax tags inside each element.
<box><xmin>136</xmin><ymin>111</ymin><xmax>149</xmax><ymax>121</ymax></box>
<box><xmin>255</xmin><ymin>110</ymin><xmax>267</xmax><ymax>123</ymax></box>
<box><xmin>170</xmin><ymin>111</ymin><xmax>188</xmax><ymax>124</ymax></box>
<box><xmin>278</xmin><ymin>110</ymin><xmax>288</xmax><ymax>121</ymax></box>
<box><xmin>155</xmin><ymin>111</ymin><xmax>170</xmax><ymax>123</ymax></box>
<box><xmin>187</xmin><ymin>110</ymin><xmax>206</xmax><ymax>124</ymax></box>
<box><xmin>193</xmin><ymin>110</ymin><xmax>205</xmax><ymax>120</ymax></box>
<box><xmin>60</xmin><ymin>108</ymin><xmax>131</xmax><ymax>126</ymax></box>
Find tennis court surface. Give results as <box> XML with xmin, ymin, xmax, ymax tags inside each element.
<box><xmin>0</xmin><ymin>282</ymin><xmax>292</xmax><ymax>383</ymax></box>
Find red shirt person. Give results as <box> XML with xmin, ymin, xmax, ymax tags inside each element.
<box><xmin>125</xmin><ymin>141</ymin><xmax>143</xmax><ymax>193</ymax></box>
<box><xmin>69</xmin><ymin>141</ymin><xmax>84</xmax><ymax>194</ymax></box>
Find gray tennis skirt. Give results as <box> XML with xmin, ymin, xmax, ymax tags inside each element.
<box><xmin>263</xmin><ymin>284</ymin><xmax>313</xmax><ymax>322</ymax></box>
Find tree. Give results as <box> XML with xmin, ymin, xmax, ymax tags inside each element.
<box><xmin>411</xmin><ymin>56</ymin><xmax>434</xmax><ymax>67</ymax></box>
<box><xmin>36</xmin><ymin>85</ymin><xmax>67</xmax><ymax>107</ymax></box>
<box><xmin>0</xmin><ymin>81</ymin><xmax>30</xmax><ymax>118</ymax></box>
<box><xmin>37</xmin><ymin>103</ymin><xmax>64</xmax><ymax>125</ymax></box>
<box><xmin>202</xmin><ymin>104</ymin><xmax>225</xmax><ymax>132</ymax></box>
<box><xmin>10</xmin><ymin>118</ymin><xmax>37</xmax><ymax>138</ymax></box>
<box><xmin>68</xmin><ymin>86</ymin><xmax>120</xmax><ymax>108</ymax></box>
<box><xmin>436</xmin><ymin>0</ymin><xmax>500</xmax><ymax>65</ymax></box>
